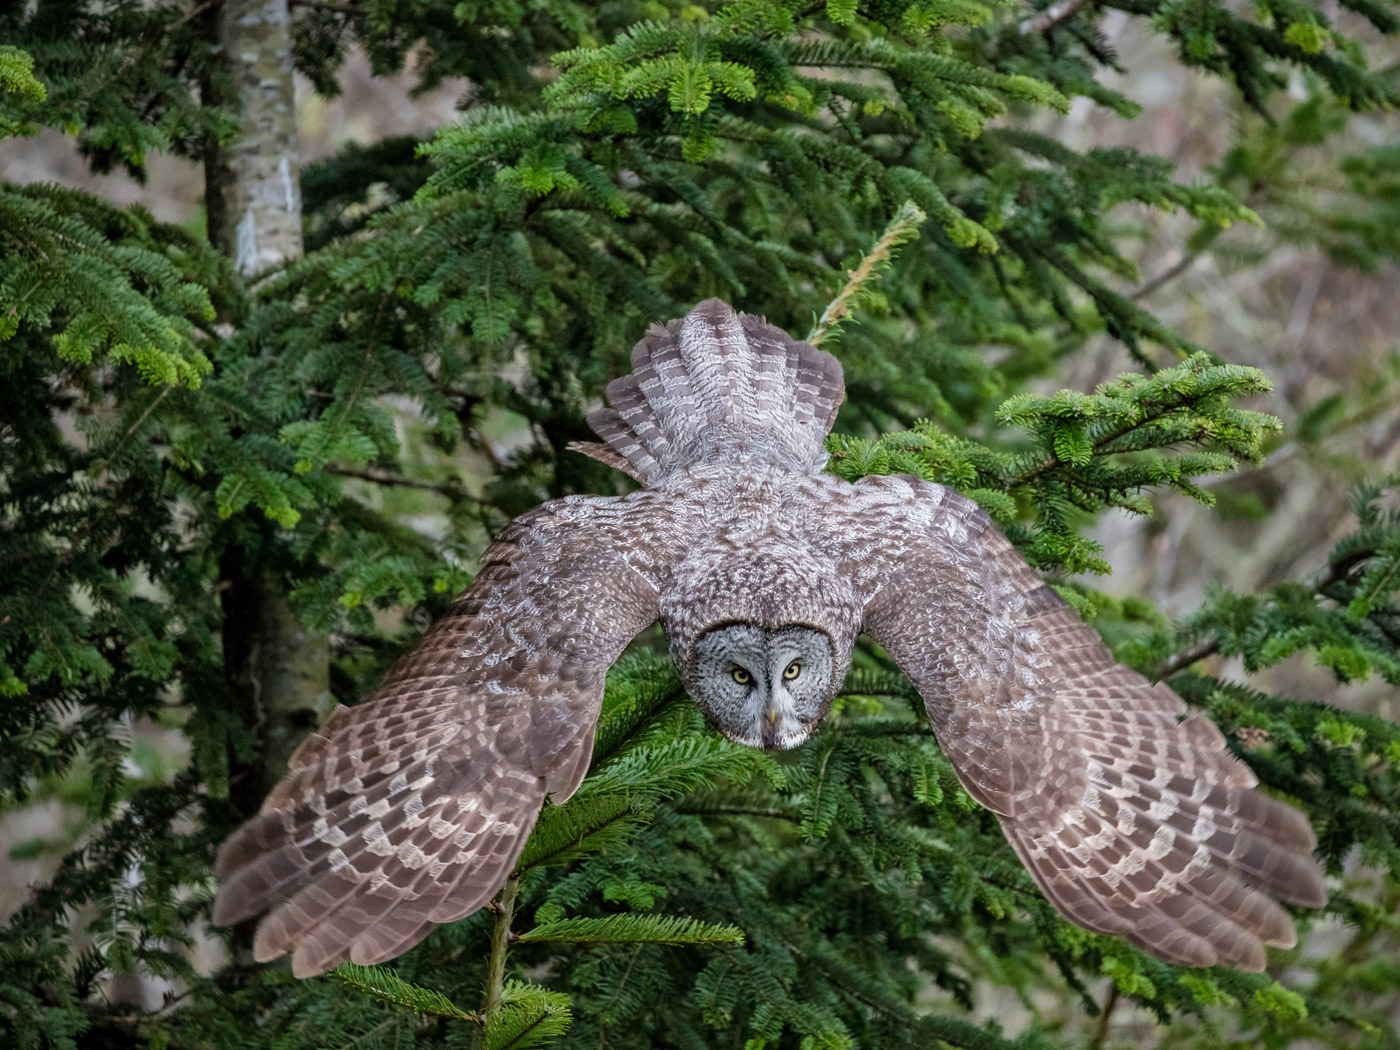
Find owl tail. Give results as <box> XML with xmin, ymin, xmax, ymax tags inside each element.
<box><xmin>571</xmin><ymin>299</ymin><xmax>845</xmax><ymax>486</ymax></box>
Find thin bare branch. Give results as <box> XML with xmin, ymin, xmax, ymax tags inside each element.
<box><xmin>1152</xmin><ymin>637</ymin><xmax>1219</xmax><ymax>680</ymax></box>
<box><xmin>1129</xmin><ymin>249</ymin><xmax>1205</xmax><ymax>299</ymax></box>
<box><xmin>328</xmin><ymin>466</ymin><xmax>463</xmax><ymax>497</ymax></box>
<box><xmin>1152</xmin><ymin>550</ymin><xmax>1368</xmax><ymax>679</ymax></box>
<box><xmin>1087</xmin><ymin>984</ymin><xmax>1120</xmax><ymax>1050</ymax></box>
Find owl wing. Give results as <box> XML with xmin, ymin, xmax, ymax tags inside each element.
<box><xmin>817</xmin><ymin>473</ymin><xmax>1325</xmax><ymax>970</ymax></box>
<box><xmin>213</xmin><ymin>491</ymin><xmax>692</xmax><ymax>977</ymax></box>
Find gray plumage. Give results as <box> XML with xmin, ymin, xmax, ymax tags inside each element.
<box><xmin>215</xmin><ymin>298</ymin><xmax>1325</xmax><ymax>977</ymax></box>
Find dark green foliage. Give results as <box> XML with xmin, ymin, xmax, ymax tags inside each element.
<box><xmin>3</xmin><ymin>0</ymin><xmax>1400</xmax><ymax>1048</ymax></box>
<box><xmin>486</xmin><ymin>980</ymin><xmax>575</xmax><ymax>1050</ymax></box>
<box><xmin>515</xmin><ymin>914</ymin><xmax>747</xmax><ymax>945</ymax></box>
<box><xmin>0</xmin><ymin>2</ymin><xmax>231</xmax><ymax>175</ymax></box>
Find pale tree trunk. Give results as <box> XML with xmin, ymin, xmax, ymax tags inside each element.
<box><xmin>206</xmin><ymin>0</ymin><xmax>330</xmax><ymax>800</ymax></box>
<box><xmin>207</xmin><ymin>0</ymin><xmax>304</xmax><ymax>273</ymax></box>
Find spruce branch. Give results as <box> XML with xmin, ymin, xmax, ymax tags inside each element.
<box><xmin>675</xmin><ymin>803</ymin><xmax>799</xmax><ymax>820</ymax></box>
<box><xmin>1153</xmin><ymin>637</ymin><xmax>1219</xmax><ymax>679</ymax></box>
<box><xmin>777</xmin><ymin>928</ymin><xmax>1030</xmax><ymax>1050</ymax></box>
<box><xmin>328</xmin><ymin>963</ymin><xmax>478</xmax><ymax>1022</ymax></box>
<box><xmin>806</xmin><ymin>201</ymin><xmax>926</xmax><ymax>348</ymax></box>
<box><xmin>0</xmin><ymin>44</ymin><xmax>47</xmax><ymax>106</ymax></box>
<box><xmin>516</xmin><ymin>794</ymin><xmax>644</xmax><ymax>871</ymax></box>
<box><xmin>486</xmin><ymin>981</ymin><xmax>572</xmax><ymax>1050</ymax></box>
<box><xmin>1152</xmin><ymin>541</ymin><xmax>1381</xmax><ymax>679</ymax></box>
<box><xmin>515</xmin><ymin>914</ymin><xmax>746</xmax><ymax>946</ymax></box>
<box><xmin>995</xmin><ymin>355</ymin><xmax>1277</xmax><ymax>493</ymax></box>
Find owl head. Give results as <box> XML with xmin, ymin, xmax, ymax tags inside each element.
<box><xmin>662</xmin><ymin>546</ymin><xmax>861</xmax><ymax>750</ymax></box>
<box><xmin>688</xmin><ymin>621</ymin><xmax>839</xmax><ymax>748</ymax></box>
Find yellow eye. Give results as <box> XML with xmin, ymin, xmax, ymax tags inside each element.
<box><xmin>731</xmin><ymin>667</ymin><xmax>752</xmax><ymax>685</ymax></box>
<box><xmin>784</xmin><ymin>661</ymin><xmax>801</xmax><ymax>680</ymax></box>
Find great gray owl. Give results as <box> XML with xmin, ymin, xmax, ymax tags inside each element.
<box><xmin>214</xmin><ymin>299</ymin><xmax>1326</xmax><ymax>976</ymax></box>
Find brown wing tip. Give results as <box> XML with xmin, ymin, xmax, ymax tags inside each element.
<box><xmin>291</xmin><ymin>951</ymin><xmax>326</xmax><ymax>979</ymax></box>
<box><xmin>567</xmin><ymin>438</ymin><xmax>644</xmax><ymax>481</ymax></box>
<box><xmin>1263</xmin><ymin>922</ymin><xmax>1299</xmax><ymax>951</ymax></box>
<box><xmin>1282</xmin><ymin>862</ymin><xmax>1329</xmax><ymax>909</ymax></box>
<box><xmin>210</xmin><ymin>896</ymin><xmax>237</xmax><ymax>928</ymax></box>
<box><xmin>211</xmin><ymin>883</ymin><xmax>255</xmax><ymax>928</ymax></box>
<box><xmin>254</xmin><ymin>918</ymin><xmax>291</xmax><ymax>965</ymax></box>
<box><xmin>211</xmin><ymin>831</ymin><xmax>259</xmax><ymax>926</ymax></box>
<box><xmin>212</xmin><ymin>857</ymin><xmax>286</xmax><ymax>928</ymax></box>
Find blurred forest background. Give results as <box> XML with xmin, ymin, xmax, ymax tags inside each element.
<box><xmin>4</xmin><ymin>0</ymin><xmax>1400</xmax><ymax>1048</ymax></box>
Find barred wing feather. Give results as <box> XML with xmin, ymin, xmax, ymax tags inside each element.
<box><xmin>213</xmin><ymin>492</ymin><xmax>690</xmax><ymax>977</ymax></box>
<box><xmin>825</xmin><ymin>474</ymin><xmax>1325</xmax><ymax>970</ymax></box>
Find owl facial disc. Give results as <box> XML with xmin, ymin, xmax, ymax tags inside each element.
<box><xmin>689</xmin><ymin>623</ymin><xmax>836</xmax><ymax>749</ymax></box>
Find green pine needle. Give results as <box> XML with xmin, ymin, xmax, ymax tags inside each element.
<box><xmin>328</xmin><ymin>962</ymin><xmax>478</xmax><ymax>1021</ymax></box>
<box><xmin>516</xmin><ymin>914</ymin><xmax>746</xmax><ymax>946</ymax></box>
<box><xmin>487</xmin><ymin>981</ymin><xmax>573</xmax><ymax>1050</ymax></box>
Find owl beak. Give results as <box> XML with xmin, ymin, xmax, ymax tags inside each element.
<box><xmin>766</xmin><ymin>705</ymin><xmax>779</xmax><ymax>726</ymax></box>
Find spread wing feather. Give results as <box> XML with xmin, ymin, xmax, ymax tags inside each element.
<box><xmin>581</xmin><ymin>299</ymin><xmax>843</xmax><ymax>484</ymax></box>
<box><xmin>213</xmin><ymin>491</ymin><xmax>692</xmax><ymax>976</ymax></box>
<box><xmin>816</xmin><ymin>473</ymin><xmax>1325</xmax><ymax>970</ymax></box>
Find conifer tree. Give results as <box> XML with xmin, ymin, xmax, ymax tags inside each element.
<box><xmin>204</xmin><ymin>0</ymin><xmax>333</xmax><ymax>803</ymax></box>
<box><xmin>2</xmin><ymin>2</ymin><xmax>1400</xmax><ymax>1049</ymax></box>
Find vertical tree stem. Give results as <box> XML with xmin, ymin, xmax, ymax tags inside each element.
<box><xmin>1088</xmin><ymin>983</ymin><xmax>1120</xmax><ymax>1050</ymax></box>
<box><xmin>208</xmin><ymin>0</ymin><xmax>305</xmax><ymax>274</ymax></box>
<box><xmin>205</xmin><ymin>0</ymin><xmax>330</xmax><ymax>803</ymax></box>
<box><xmin>477</xmin><ymin>873</ymin><xmax>521</xmax><ymax>1047</ymax></box>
